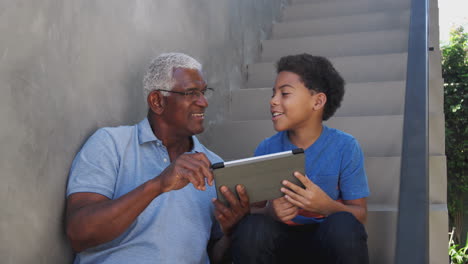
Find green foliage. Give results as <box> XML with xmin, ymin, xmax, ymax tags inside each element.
<box><xmin>442</xmin><ymin>26</ymin><xmax>468</xmax><ymax>230</ymax></box>
<box><xmin>449</xmin><ymin>229</ymin><xmax>468</xmax><ymax>264</ymax></box>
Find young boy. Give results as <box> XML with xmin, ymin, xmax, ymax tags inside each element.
<box><xmin>231</xmin><ymin>54</ymin><xmax>370</xmax><ymax>264</ymax></box>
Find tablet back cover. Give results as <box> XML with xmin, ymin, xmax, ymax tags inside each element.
<box><xmin>214</xmin><ymin>153</ymin><xmax>305</xmax><ymax>204</ymax></box>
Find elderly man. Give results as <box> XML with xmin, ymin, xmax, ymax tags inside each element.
<box><xmin>65</xmin><ymin>53</ymin><xmax>249</xmax><ymax>263</ymax></box>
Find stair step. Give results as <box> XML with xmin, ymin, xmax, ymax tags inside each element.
<box><xmin>366</xmin><ymin>155</ymin><xmax>446</xmax><ymax>206</ymax></box>
<box><xmin>247</xmin><ymin>53</ymin><xmax>407</xmax><ymax>88</ymax></box>
<box><xmin>262</xmin><ymin>29</ymin><xmax>408</xmax><ymax>61</ymax></box>
<box><xmin>202</xmin><ymin>114</ymin><xmax>445</xmax><ymax>160</ymax></box>
<box><xmin>231</xmin><ymin>81</ymin><xmax>405</xmax><ymax>120</ymax></box>
<box><xmin>365</xmin><ymin>205</ymin><xmax>448</xmax><ymax>264</ymax></box>
<box><xmin>273</xmin><ymin>10</ymin><xmax>410</xmax><ymax>39</ymax></box>
<box><xmin>234</xmin><ymin>77</ymin><xmax>443</xmax><ymax>118</ymax></box>
<box><xmin>282</xmin><ymin>0</ymin><xmax>410</xmax><ymax>22</ymax></box>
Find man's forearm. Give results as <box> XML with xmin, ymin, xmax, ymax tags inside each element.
<box><xmin>66</xmin><ymin>178</ymin><xmax>163</xmax><ymax>252</ymax></box>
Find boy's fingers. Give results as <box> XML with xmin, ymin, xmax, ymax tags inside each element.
<box><xmin>294</xmin><ymin>171</ymin><xmax>314</xmax><ymax>188</ymax></box>
<box><xmin>282</xmin><ymin>180</ymin><xmax>306</xmax><ymax>196</ymax></box>
<box><xmin>283</xmin><ymin>194</ymin><xmax>305</xmax><ymax>209</ymax></box>
<box><xmin>281</xmin><ymin>187</ymin><xmax>306</xmax><ymax>204</ymax></box>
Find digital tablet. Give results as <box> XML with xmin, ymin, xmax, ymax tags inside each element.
<box><xmin>212</xmin><ymin>148</ymin><xmax>305</xmax><ymax>205</ymax></box>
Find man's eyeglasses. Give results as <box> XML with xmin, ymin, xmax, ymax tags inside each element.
<box><xmin>155</xmin><ymin>88</ymin><xmax>214</xmax><ymax>101</ymax></box>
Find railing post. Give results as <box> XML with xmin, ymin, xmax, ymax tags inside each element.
<box><xmin>395</xmin><ymin>0</ymin><xmax>429</xmax><ymax>263</ymax></box>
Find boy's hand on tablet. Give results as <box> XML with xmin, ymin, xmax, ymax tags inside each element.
<box><xmin>266</xmin><ymin>197</ymin><xmax>298</xmax><ymax>222</ymax></box>
<box><xmin>280</xmin><ymin>171</ymin><xmax>334</xmax><ymax>215</ymax></box>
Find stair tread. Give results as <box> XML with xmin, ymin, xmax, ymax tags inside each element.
<box><xmin>282</xmin><ymin>0</ymin><xmax>410</xmax><ymax>22</ymax></box>
<box><xmin>263</xmin><ymin>29</ymin><xmax>408</xmax><ymax>60</ymax></box>
<box><xmin>247</xmin><ymin>53</ymin><xmax>408</xmax><ymax>87</ymax></box>
<box><xmin>231</xmin><ymin>81</ymin><xmax>406</xmax><ymax>120</ymax></box>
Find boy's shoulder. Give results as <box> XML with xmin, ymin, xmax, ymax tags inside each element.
<box><xmin>321</xmin><ymin>126</ymin><xmax>361</xmax><ymax>153</ymax></box>
<box><xmin>323</xmin><ymin>126</ymin><xmax>356</xmax><ymax>142</ymax></box>
<box><xmin>255</xmin><ymin>131</ymin><xmax>287</xmax><ymax>155</ymax></box>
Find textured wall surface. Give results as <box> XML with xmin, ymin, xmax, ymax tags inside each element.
<box><xmin>0</xmin><ymin>0</ymin><xmax>285</xmax><ymax>262</ymax></box>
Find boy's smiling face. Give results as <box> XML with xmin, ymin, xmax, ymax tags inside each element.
<box><xmin>270</xmin><ymin>71</ymin><xmax>325</xmax><ymax>132</ymax></box>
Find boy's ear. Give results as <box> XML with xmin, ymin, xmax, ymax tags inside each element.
<box><xmin>147</xmin><ymin>90</ymin><xmax>165</xmax><ymax>115</ymax></box>
<box><xmin>313</xmin><ymin>93</ymin><xmax>327</xmax><ymax>110</ymax></box>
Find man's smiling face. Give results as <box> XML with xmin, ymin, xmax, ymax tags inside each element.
<box><xmin>163</xmin><ymin>67</ymin><xmax>209</xmax><ymax>137</ymax></box>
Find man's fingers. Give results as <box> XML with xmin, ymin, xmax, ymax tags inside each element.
<box><xmin>182</xmin><ymin>154</ymin><xmax>214</xmax><ymax>187</ymax></box>
<box><xmin>219</xmin><ymin>186</ymin><xmax>241</xmax><ymax>208</ymax></box>
<box><xmin>182</xmin><ymin>170</ymin><xmax>204</xmax><ymax>191</ymax></box>
<box><xmin>178</xmin><ymin>159</ymin><xmax>207</xmax><ymax>190</ymax></box>
<box><xmin>190</xmin><ymin>152</ymin><xmax>211</xmax><ymax>166</ymax></box>
<box><xmin>212</xmin><ymin>199</ymin><xmax>233</xmax><ymax>219</ymax></box>
<box><xmin>236</xmin><ymin>185</ymin><xmax>250</xmax><ymax>207</ymax></box>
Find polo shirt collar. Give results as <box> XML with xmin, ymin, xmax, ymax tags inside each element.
<box><xmin>138</xmin><ymin>118</ymin><xmax>205</xmax><ymax>153</ymax></box>
<box><xmin>138</xmin><ymin>118</ymin><xmax>160</xmax><ymax>144</ymax></box>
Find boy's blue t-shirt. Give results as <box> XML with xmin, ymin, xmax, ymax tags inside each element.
<box><xmin>254</xmin><ymin>125</ymin><xmax>370</xmax><ymax>224</ymax></box>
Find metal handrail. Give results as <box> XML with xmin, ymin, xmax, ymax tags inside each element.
<box><xmin>395</xmin><ymin>0</ymin><xmax>430</xmax><ymax>262</ymax></box>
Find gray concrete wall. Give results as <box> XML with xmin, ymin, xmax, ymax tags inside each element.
<box><xmin>0</xmin><ymin>0</ymin><xmax>286</xmax><ymax>262</ymax></box>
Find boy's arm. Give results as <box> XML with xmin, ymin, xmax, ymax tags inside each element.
<box><xmin>280</xmin><ymin>172</ymin><xmax>368</xmax><ymax>224</ymax></box>
<box><xmin>320</xmin><ymin>197</ymin><xmax>367</xmax><ymax>224</ymax></box>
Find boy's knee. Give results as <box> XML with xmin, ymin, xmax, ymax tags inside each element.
<box><xmin>319</xmin><ymin>212</ymin><xmax>367</xmax><ymax>248</ymax></box>
<box><xmin>316</xmin><ymin>212</ymin><xmax>369</xmax><ymax>263</ymax></box>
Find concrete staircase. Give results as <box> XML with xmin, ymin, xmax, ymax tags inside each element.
<box><xmin>201</xmin><ymin>0</ymin><xmax>448</xmax><ymax>262</ymax></box>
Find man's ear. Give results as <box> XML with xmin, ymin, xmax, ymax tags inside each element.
<box><xmin>313</xmin><ymin>93</ymin><xmax>327</xmax><ymax>110</ymax></box>
<box><xmin>147</xmin><ymin>90</ymin><xmax>165</xmax><ymax>115</ymax></box>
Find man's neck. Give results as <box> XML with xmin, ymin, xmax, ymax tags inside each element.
<box><xmin>147</xmin><ymin>116</ymin><xmax>193</xmax><ymax>160</ymax></box>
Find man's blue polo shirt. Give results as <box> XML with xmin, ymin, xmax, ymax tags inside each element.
<box><xmin>67</xmin><ymin>118</ymin><xmax>223</xmax><ymax>264</ymax></box>
<box><xmin>254</xmin><ymin>126</ymin><xmax>370</xmax><ymax>224</ymax></box>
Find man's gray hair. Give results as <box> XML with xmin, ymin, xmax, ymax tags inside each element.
<box><xmin>143</xmin><ymin>52</ymin><xmax>202</xmax><ymax>99</ymax></box>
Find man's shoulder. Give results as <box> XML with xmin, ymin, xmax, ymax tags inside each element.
<box><xmin>98</xmin><ymin>123</ymin><xmax>136</xmax><ymax>138</ymax></box>
<box><xmin>91</xmin><ymin>123</ymin><xmax>136</xmax><ymax>143</ymax></box>
<box><xmin>79</xmin><ymin>123</ymin><xmax>138</xmax><ymax>157</ymax></box>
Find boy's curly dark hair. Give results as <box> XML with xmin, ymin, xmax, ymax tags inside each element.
<box><xmin>276</xmin><ymin>54</ymin><xmax>345</xmax><ymax>121</ymax></box>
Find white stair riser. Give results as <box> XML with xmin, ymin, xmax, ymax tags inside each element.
<box><xmin>262</xmin><ymin>30</ymin><xmax>408</xmax><ymax>61</ymax></box>
<box><xmin>365</xmin><ymin>155</ymin><xmax>447</xmax><ymax>205</ymax></box>
<box><xmin>365</xmin><ymin>207</ymin><xmax>448</xmax><ymax>264</ymax></box>
<box><xmin>283</xmin><ymin>0</ymin><xmax>410</xmax><ymax>22</ymax></box>
<box><xmin>201</xmin><ymin>114</ymin><xmax>445</xmax><ymax>160</ymax></box>
<box><xmin>233</xmin><ymin>77</ymin><xmax>443</xmax><ymax>120</ymax></box>
<box><xmin>231</xmin><ymin>81</ymin><xmax>406</xmax><ymax>120</ymax></box>
<box><xmin>273</xmin><ymin>10</ymin><xmax>410</xmax><ymax>39</ymax></box>
<box><xmin>247</xmin><ymin>53</ymin><xmax>407</xmax><ymax>88</ymax></box>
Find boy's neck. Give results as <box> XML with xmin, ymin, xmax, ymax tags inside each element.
<box><xmin>288</xmin><ymin>122</ymin><xmax>323</xmax><ymax>150</ymax></box>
